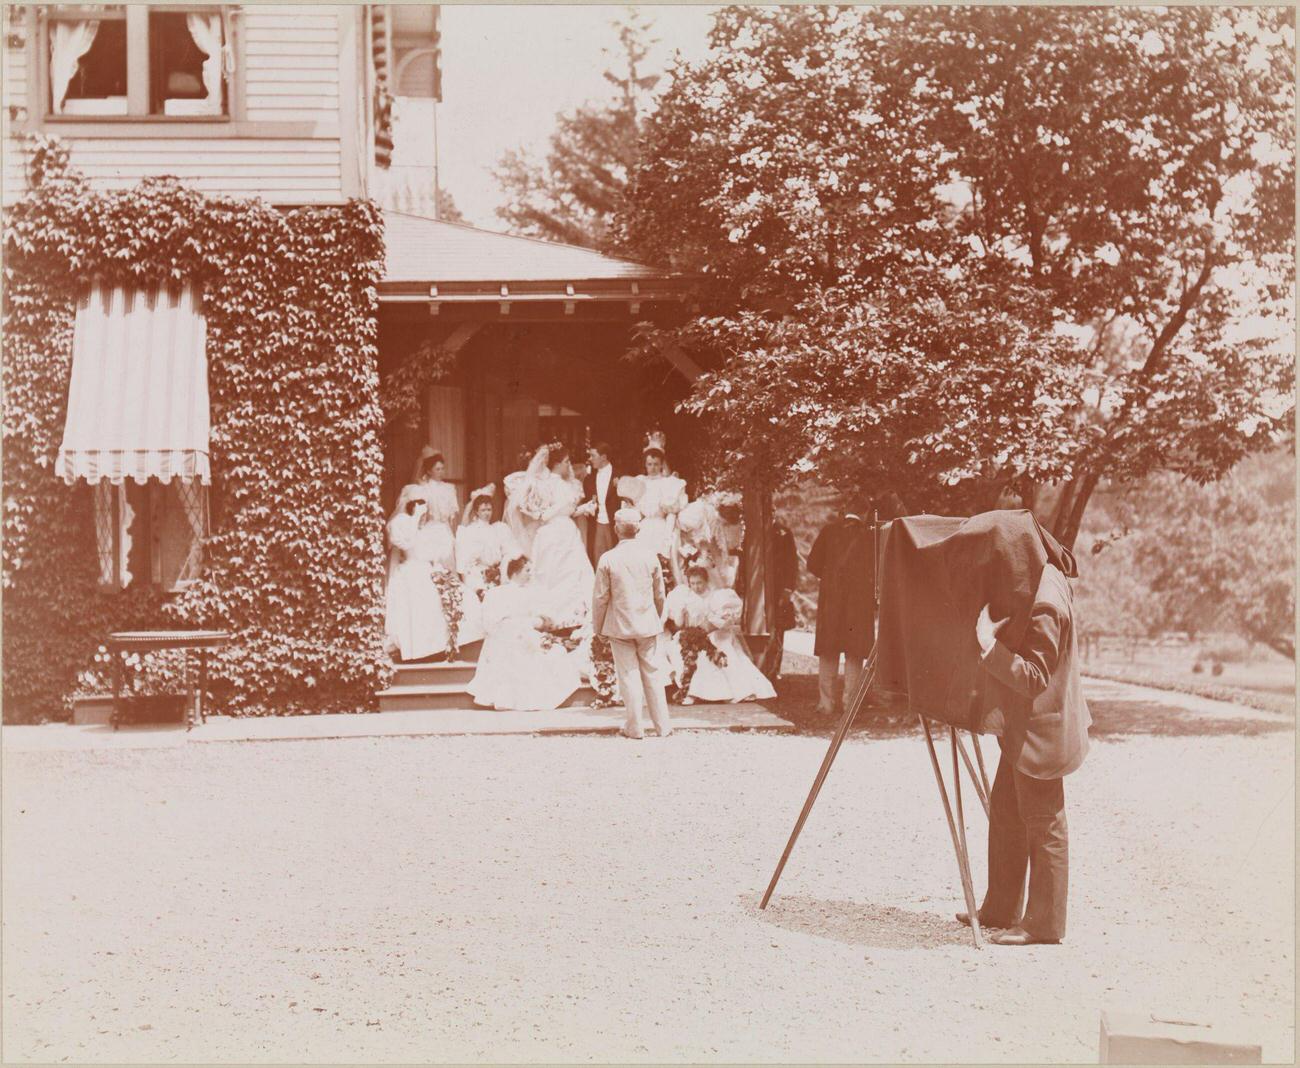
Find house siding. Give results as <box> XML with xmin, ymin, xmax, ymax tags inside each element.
<box><xmin>2</xmin><ymin>5</ymin><xmax>364</xmax><ymax>207</ymax></box>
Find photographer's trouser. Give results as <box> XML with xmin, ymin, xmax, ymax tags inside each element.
<box><xmin>817</xmin><ymin>652</ymin><xmax>864</xmax><ymax>713</ymax></box>
<box><xmin>980</xmin><ymin>745</ymin><xmax>1069</xmax><ymax>942</ymax></box>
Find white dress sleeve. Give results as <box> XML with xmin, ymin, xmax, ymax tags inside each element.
<box><xmin>492</xmin><ymin>522</ymin><xmax>519</xmax><ymax>564</ymax></box>
<box><xmin>664</xmin><ymin>585</ymin><xmax>690</xmax><ymax>629</ymax></box>
<box><xmin>388</xmin><ymin>513</ymin><xmax>416</xmax><ymax>554</ymax></box>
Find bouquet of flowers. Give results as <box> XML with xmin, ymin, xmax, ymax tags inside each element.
<box><xmin>431</xmin><ymin>565</ymin><xmax>463</xmax><ymax>658</ymax></box>
<box><xmin>587</xmin><ymin>634</ymin><xmax>619</xmax><ymax>707</ymax></box>
<box><xmin>481</xmin><ymin>562</ymin><xmax>502</xmax><ymax>597</ymax></box>
<box><xmin>540</xmin><ymin>630</ymin><xmax>583</xmax><ymax>654</ymax></box>
<box><xmin>674</xmin><ymin>625</ymin><xmax>727</xmax><ymax>701</ymax></box>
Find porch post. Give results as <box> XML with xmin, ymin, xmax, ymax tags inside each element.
<box><xmin>739</xmin><ymin>484</ymin><xmax>773</xmax><ymax>664</ymax></box>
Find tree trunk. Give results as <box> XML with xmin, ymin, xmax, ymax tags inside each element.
<box><xmin>1050</xmin><ymin>470</ymin><xmax>1101</xmax><ymax>551</ymax></box>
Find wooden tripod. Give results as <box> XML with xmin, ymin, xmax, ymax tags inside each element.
<box><xmin>758</xmin><ymin>652</ymin><xmax>994</xmax><ymax>949</ymax></box>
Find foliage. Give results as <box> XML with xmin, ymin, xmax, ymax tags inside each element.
<box><xmin>3</xmin><ymin>139</ymin><xmax>391</xmax><ymax>721</ymax></box>
<box><xmin>494</xmin><ymin>10</ymin><xmax>659</xmax><ymax>251</ymax></box>
<box><xmin>1075</xmin><ymin>449</ymin><xmax>1295</xmax><ymax>656</ymax></box>
<box><xmin>621</xmin><ymin>6</ymin><xmax>1295</xmax><ymax>542</ymax></box>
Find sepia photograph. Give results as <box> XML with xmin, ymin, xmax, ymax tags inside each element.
<box><xmin>0</xmin><ymin>1</ymin><xmax>1294</xmax><ymax>1063</ymax></box>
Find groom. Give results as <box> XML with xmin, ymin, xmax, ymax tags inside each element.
<box><xmin>582</xmin><ymin>441</ymin><xmax>620</xmax><ymax>565</ymax></box>
<box><xmin>592</xmin><ymin>508</ymin><xmax>673</xmax><ymax>740</ymax></box>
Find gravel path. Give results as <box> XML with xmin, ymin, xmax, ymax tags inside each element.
<box><xmin>3</xmin><ymin>726</ymin><xmax>1293</xmax><ymax>1063</ymax></box>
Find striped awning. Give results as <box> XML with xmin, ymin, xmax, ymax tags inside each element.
<box><xmin>58</xmin><ymin>284</ymin><xmax>211</xmax><ymax>485</ymax></box>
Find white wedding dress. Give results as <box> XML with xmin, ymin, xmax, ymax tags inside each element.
<box><xmin>529</xmin><ymin>472</ymin><xmax>595</xmax><ymax>627</ymax></box>
<box><xmin>467</xmin><ymin>582</ymin><xmax>583</xmax><ymax>711</ymax></box>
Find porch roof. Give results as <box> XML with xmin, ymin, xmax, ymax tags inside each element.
<box><xmin>379</xmin><ymin>210</ymin><xmax>691</xmax><ymax>308</ymax></box>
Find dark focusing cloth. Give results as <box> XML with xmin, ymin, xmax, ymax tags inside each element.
<box><xmin>871</xmin><ymin>510</ymin><xmax>1078</xmax><ymax>739</ymax></box>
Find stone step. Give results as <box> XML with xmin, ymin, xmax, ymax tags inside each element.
<box><xmin>390</xmin><ymin>661</ymin><xmax>478</xmax><ymax>687</ymax></box>
<box><xmin>378</xmin><ymin>683</ymin><xmax>601</xmax><ymax>714</ymax></box>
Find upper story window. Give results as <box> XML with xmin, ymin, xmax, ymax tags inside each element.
<box><xmin>47</xmin><ymin>5</ymin><xmax>232</xmax><ymax>119</ymax></box>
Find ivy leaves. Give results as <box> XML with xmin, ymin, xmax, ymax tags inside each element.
<box><xmin>3</xmin><ymin>143</ymin><xmax>390</xmax><ymax>720</ymax></box>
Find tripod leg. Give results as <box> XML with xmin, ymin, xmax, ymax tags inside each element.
<box><xmin>971</xmin><ymin>732</ymin><xmax>992</xmax><ymax>799</ymax></box>
<box><xmin>949</xmin><ymin>726</ymin><xmax>983</xmax><ymax>947</ymax></box>
<box><xmin>919</xmin><ymin>715</ymin><xmax>984</xmax><ymax>948</ymax></box>
<box><xmin>760</xmin><ymin>653</ymin><xmax>877</xmax><ymax>910</ymax></box>
<box><xmin>954</xmin><ymin>731</ymin><xmax>990</xmax><ymax>817</ymax></box>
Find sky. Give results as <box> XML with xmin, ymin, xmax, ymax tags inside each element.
<box><xmin>390</xmin><ymin>4</ymin><xmax>719</xmax><ymax>228</ymax></box>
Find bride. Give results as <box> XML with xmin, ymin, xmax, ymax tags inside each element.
<box><xmin>521</xmin><ymin>444</ymin><xmax>596</xmax><ymax>627</ymax></box>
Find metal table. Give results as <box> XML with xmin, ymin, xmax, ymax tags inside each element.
<box><xmin>105</xmin><ymin>630</ymin><xmax>232</xmax><ymax>730</ymax></box>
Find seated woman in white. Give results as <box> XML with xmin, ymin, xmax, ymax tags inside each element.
<box><xmin>384</xmin><ymin>487</ymin><xmax>451</xmax><ymax>661</ymax></box>
<box><xmin>663</xmin><ymin>565</ymin><xmax>726</xmax><ymax>704</ymax></box>
<box><xmin>467</xmin><ymin>556</ymin><xmax>584</xmax><ymax>712</ymax></box>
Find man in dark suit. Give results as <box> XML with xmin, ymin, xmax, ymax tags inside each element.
<box><xmin>963</xmin><ymin>562</ymin><xmax>1091</xmax><ymax>946</ymax></box>
<box><xmin>582</xmin><ymin>441</ymin><xmax>620</xmax><ymax>565</ymax></box>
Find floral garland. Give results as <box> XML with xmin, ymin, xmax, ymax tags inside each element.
<box><xmin>431</xmin><ymin>566</ymin><xmax>463</xmax><ymax>659</ymax></box>
<box><xmin>540</xmin><ymin>628</ymin><xmax>583</xmax><ymax>654</ymax></box>
<box><xmin>481</xmin><ymin>563</ymin><xmax>502</xmax><ymax>596</ymax></box>
<box><xmin>673</xmin><ymin>625</ymin><xmax>727</xmax><ymax>701</ymax></box>
<box><xmin>588</xmin><ymin>634</ymin><xmax>619</xmax><ymax>707</ymax></box>
<box><xmin>658</xmin><ymin>553</ymin><xmax>677</xmax><ymax>594</ymax></box>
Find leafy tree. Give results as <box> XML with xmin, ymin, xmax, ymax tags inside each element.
<box><xmin>621</xmin><ymin>6</ymin><xmax>1295</xmax><ymax>543</ymax></box>
<box><xmin>494</xmin><ymin>10</ymin><xmax>659</xmax><ymax>251</ymax></box>
<box><xmin>1077</xmin><ymin>450</ymin><xmax>1295</xmax><ymax>656</ymax></box>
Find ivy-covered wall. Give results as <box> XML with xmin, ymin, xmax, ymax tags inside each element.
<box><xmin>2</xmin><ymin>139</ymin><xmax>392</xmax><ymax>721</ymax></box>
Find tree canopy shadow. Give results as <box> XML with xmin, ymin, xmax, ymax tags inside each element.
<box><xmin>766</xmin><ymin>674</ymin><xmax>1294</xmax><ymax>740</ymax></box>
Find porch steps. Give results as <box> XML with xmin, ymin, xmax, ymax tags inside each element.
<box><xmin>377</xmin><ymin>651</ymin><xmax>600</xmax><ymax>712</ymax></box>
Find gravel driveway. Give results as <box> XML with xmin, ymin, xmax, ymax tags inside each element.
<box><xmin>3</xmin><ymin>724</ymin><xmax>1293</xmax><ymax>1063</ymax></box>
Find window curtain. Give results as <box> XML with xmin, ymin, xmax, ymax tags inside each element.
<box><xmin>173</xmin><ymin>479</ymin><xmax>208</xmax><ymax>587</ymax></box>
<box><xmin>91</xmin><ymin>481</ymin><xmax>133</xmax><ymax>589</ymax></box>
<box><xmin>185</xmin><ymin>12</ymin><xmax>224</xmax><ymax>112</ymax></box>
<box><xmin>49</xmin><ymin>19</ymin><xmax>100</xmax><ymax>114</ymax></box>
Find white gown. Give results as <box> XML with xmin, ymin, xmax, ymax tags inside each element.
<box><xmin>669</xmin><ymin>587</ymin><xmax>776</xmax><ymax>703</ymax></box>
<box><xmin>410</xmin><ymin>480</ymin><xmax>458</xmax><ymax>571</ymax></box>
<box><xmin>635</xmin><ymin>474</ymin><xmax>688</xmax><ymax>559</ymax></box>
<box><xmin>456</xmin><ymin>520</ymin><xmax>518</xmax><ymax>598</ymax></box>
<box><xmin>529</xmin><ymin>472</ymin><xmax>595</xmax><ymax>627</ymax></box>
<box><xmin>503</xmin><ymin>468</ymin><xmax>544</xmax><ymax>555</ymax></box>
<box><xmin>467</xmin><ymin>583</ymin><xmax>583</xmax><ymax>711</ymax></box>
<box><xmin>385</xmin><ymin>513</ymin><xmax>452</xmax><ymax>661</ymax></box>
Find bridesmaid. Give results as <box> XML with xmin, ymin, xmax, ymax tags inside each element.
<box><xmin>384</xmin><ymin>486</ymin><xmax>452</xmax><ymax>661</ymax></box>
<box><xmin>412</xmin><ymin>450</ymin><xmax>459</xmax><ymax>571</ymax></box>
<box><xmin>456</xmin><ymin>485</ymin><xmax>518</xmax><ymax>602</ymax></box>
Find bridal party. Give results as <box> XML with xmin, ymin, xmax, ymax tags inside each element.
<box><xmin>383</xmin><ymin>431</ymin><xmax>777</xmax><ymax>725</ymax></box>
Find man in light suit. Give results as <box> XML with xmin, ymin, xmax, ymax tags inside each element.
<box><xmin>592</xmin><ymin>508</ymin><xmax>673</xmax><ymax>740</ymax></box>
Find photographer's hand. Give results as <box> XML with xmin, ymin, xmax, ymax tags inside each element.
<box><xmin>975</xmin><ymin>605</ymin><xmax>999</xmax><ymax>655</ymax></box>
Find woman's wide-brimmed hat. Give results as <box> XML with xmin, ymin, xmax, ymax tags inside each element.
<box><xmin>616</xmin><ymin>475</ymin><xmax>647</xmax><ymax>504</ymax></box>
